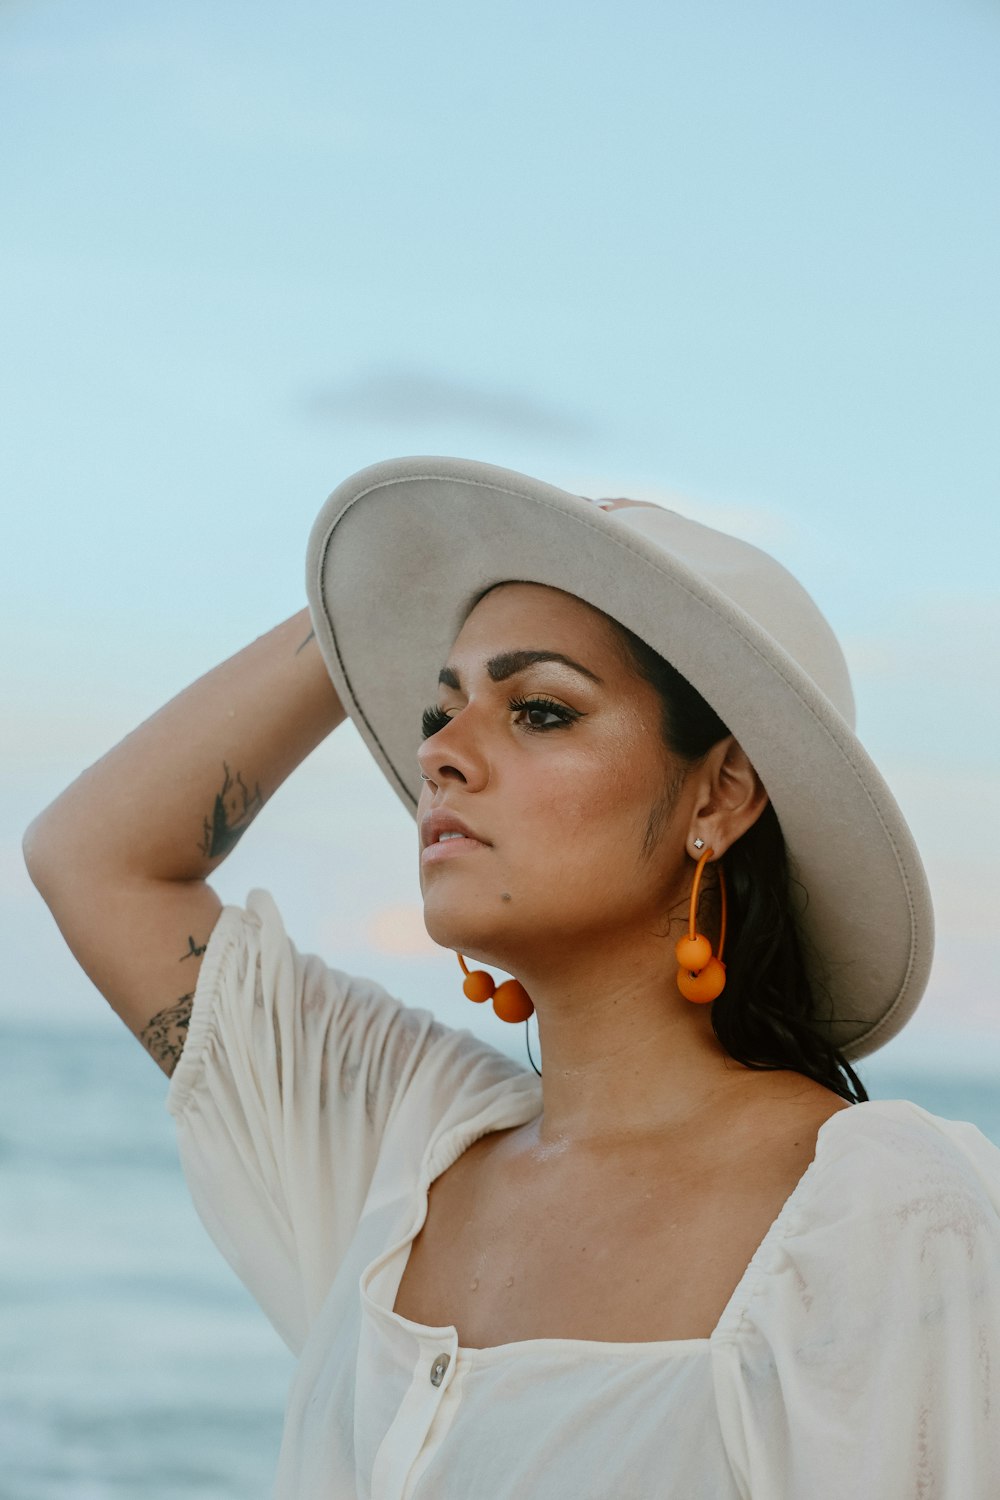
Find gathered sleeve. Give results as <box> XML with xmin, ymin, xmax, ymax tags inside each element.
<box><xmin>164</xmin><ymin>888</ymin><xmax>456</xmax><ymax>1356</ymax></box>
<box><xmin>714</xmin><ymin>1102</ymin><xmax>1000</xmax><ymax>1499</ymax></box>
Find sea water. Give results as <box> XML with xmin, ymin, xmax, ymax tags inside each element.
<box><xmin>2</xmin><ymin>1020</ymin><xmax>999</xmax><ymax>1500</ymax></box>
<box><xmin>0</xmin><ymin>1022</ymin><xmax>294</xmax><ymax>1500</ymax></box>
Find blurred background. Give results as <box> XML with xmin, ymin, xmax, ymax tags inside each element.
<box><xmin>2</xmin><ymin>0</ymin><xmax>998</xmax><ymax>1494</ymax></box>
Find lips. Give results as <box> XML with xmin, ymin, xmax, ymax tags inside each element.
<box><xmin>420</xmin><ymin>808</ymin><xmax>491</xmax><ymax>849</ymax></box>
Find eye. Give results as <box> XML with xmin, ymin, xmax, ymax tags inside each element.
<box><xmin>508</xmin><ymin>694</ymin><xmax>579</xmax><ymax>731</ymax></box>
<box><xmin>420</xmin><ymin>705</ymin><xmax>451</xmax><ymax>739</ymax></box>
<box><xmin>420</xmin><ymin>695</ymin><xmax>580</xmax><ymax>740</ymax></box>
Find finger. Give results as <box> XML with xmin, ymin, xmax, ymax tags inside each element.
<box><xmin>594</xmin><ymin>498</ymin><xmax>660</xmax><ymax>511</ymax></box>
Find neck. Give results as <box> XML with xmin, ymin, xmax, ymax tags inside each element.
<box><xmin>508</xmin><ymin>936</ymin><xmax>754</xmax><ymax>1153</ymax></box>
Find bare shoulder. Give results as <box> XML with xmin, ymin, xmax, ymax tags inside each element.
<box><xmin>729</xmin><ymin>1075</ymin><xmax>853</xmax><ymax>1164</ymax></box>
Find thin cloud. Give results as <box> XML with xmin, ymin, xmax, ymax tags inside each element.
<box><xmin>302</xmin><ymin>367</ymin><xmax>595</xmax><ymax>443</ymax></box>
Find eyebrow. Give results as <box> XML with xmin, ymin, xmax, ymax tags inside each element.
<box><xmin>438</xmin><ymin>649</ymin><xmax>604</xmax><ymax>691</ymax></box>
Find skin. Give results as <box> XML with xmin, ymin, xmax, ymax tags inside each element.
<box><xmin>415</xmin><ymin>544</ymin><xmax>834</xmax><ymax>1168</ymax></box>
<box><xmin>399</xmin><ymin>500</ymin><xmax>854</xmax><ymax>1344</ymax></box>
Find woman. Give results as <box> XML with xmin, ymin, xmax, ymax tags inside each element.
<box><xmin>24</xmin><ymin>456</ymin><xmax>1000</xmax><ymax>1497</ymax></box>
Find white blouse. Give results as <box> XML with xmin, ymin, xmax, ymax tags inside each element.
<box><xmin>166</xmin><ymin>889</ymin><xmax>1000</xmax><ymax>1499</ymax></box>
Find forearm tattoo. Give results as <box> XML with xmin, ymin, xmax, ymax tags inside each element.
<box><xmin>140</xmin><ymin>993</ymin><xmax>194</xmax><ymax>1077</ymax></box>
<box><xmin>197</xmin><ymin>761</ymin><xmax>264</xmax><ymax>858</ymax></box>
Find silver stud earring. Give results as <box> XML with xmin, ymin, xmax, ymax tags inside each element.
<box><xmin>693</xmin><ymin>837</ymin><xmax>705</xmax><ymax>850</ymax></box>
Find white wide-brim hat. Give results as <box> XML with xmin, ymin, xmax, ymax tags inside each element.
<box><xmin>305</xmin><ymin>454</ymin><xmax>933</xmax><ymax>1061</ymax></box>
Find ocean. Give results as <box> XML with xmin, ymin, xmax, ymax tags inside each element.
<box><xmin>3</xmin><ymin>1019</ymin><xmax>999</xmax><ymax>1500</ymax></box>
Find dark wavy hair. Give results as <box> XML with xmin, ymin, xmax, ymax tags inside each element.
<box><xmin>607</xmin><ymin>617</ymin><xmax>868</xmax><ymax>1105</ymax></box>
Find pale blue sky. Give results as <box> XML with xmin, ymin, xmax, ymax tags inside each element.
<box><xmin>3</xmin><ymin>0</ymin><xmax>998</xmax><ymax>1074</ymax></box>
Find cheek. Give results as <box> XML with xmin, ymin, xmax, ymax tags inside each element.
<box><xmin>519</xmin><ymin>765</ymin><xmax>644</xmax><ymax>875</ymax></box>
<box><xmin>541</xmin><ymin>762</ymin><xmax>675</xmax><ymax>897</ymax></box>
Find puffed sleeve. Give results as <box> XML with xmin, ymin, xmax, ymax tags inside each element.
<box><xmin>713</xmin><ymin>1101</ymin><xmax>1000</xmax><ymax>1499</ymax></box>
<box><xmin>164</xmin><ymin>888</ymin><xmax>453</xmax><ymax>1356</ymax></box>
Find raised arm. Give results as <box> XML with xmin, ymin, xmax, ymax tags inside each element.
<box><xmin>22</xmin><ymin>608</ymin><xmax>346</xmax><ymax>1076</ymax></box>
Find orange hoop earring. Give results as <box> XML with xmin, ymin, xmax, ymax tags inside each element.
<box><xmin>675</xmin><ymin>846</ymin><xmax>728</xmax><ymax>1003</ymax></box>
<box><xmin>457</xmin><ymin>954</ymin><xmax>535</xmax><ymax>1023</ymax></box>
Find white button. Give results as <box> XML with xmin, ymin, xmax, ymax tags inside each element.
<box><xmin>429</xmin><ymin>1352</ymin><xmax>450</xmax><ymax>1387</ymax></box>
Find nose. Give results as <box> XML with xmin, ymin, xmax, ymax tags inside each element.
<box><xmin>416</xmin><ymin>709</ymin><xmax>489</xmax><ymax>791</ymax></box>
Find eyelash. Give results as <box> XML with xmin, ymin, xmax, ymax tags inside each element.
<box><xmin>420</xmin><ymin>694</ymin><xmax>580</xmax><ymax>740</ymax></box>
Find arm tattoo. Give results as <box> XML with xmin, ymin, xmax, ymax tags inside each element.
<box><xmin>197</xmin><ymin>761</ymin><xmax>264</xmax><ymax>858</ymax></box>
<box><xmin>295</xmin><ymin>628</ymin><xmax>315</xmax><ymax>654</ymax></box>
<box><xmin>140</xmin><ymin>993</ymin><xmax>194</xmax><ymax>1078</ymax></box>
<box><xmin>179</xmin><ymin>934</ymin><xmax>207</xmax><ymax>961</ymax></box>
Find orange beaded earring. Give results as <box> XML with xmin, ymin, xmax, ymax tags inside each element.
<box><xmin>457</xmin><ymin>954</ymin><xmax>535</xmax><ymax>1023</ymax></box>
<box><xmin>675</xmin><ymin>845</ymin><xmax>728</xmax><ymax>1003</ymax></box>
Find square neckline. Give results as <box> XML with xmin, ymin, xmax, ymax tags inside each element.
<box><xmin>369</xmin><ymin>1094</ymin><xmax>888</xmax><ymax>1360</ymax></box>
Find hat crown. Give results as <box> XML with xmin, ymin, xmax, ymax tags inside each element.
<box><xmin>305</xmin><ymin>454</ymin><xmax>933</xmax><ymax>1061</ymax></box>
<box><xmin>614</xmin><ymin>503</ymin><xmax>856</xmax><ymax>727</ymax></box>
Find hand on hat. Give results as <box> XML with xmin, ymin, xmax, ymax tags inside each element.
<box><xmin>593</xmin><ymin>497</ymin><xmax>663</xmax><ymax>512</ymax></box>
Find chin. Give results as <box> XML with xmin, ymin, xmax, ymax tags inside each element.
<box><xmin>422</xmin><ymin>908</ymin><xmax>479</xmax><ymax>954</ymax></box>
<box><xmin>420</xmin><ymin>901</ymin><xmax>503</xmax><ymax>968</ymax></box>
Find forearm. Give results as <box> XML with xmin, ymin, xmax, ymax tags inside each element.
<box><xmin>23</xmin><ymin>608</ymin><xmax>346</xmax><ymax>886</ymax></box>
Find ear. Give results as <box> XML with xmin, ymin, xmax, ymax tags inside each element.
<box><xmin>686</xmin><ymin>736</ymin><xmax>768</xmax><ymax>857</ymax></box>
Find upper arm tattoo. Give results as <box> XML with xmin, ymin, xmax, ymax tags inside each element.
<box><xmin>295</xmin><ymin>628</ymin><xmax>315</xmax><ymax>654</ymax></box>
<box><xmin>140</xmin><ymin>993</ymin><xmax>194</xmax><ymax>1078</ymax></box>
<box><xmin>197</xmin><ymin>761</ymin><xmax>264</xmax><ymax>859</ymax></box>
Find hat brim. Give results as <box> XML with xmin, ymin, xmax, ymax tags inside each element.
<box><xmin>305</xmin><ymin>455</ymin><xmax>933</xmax><ymax>1061</ymax></box>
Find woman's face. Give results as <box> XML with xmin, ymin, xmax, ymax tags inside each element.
<box><xmin>416</xmin><ymin>582</ymin><xmax>692</xmax><ymax>973</ymax></box>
